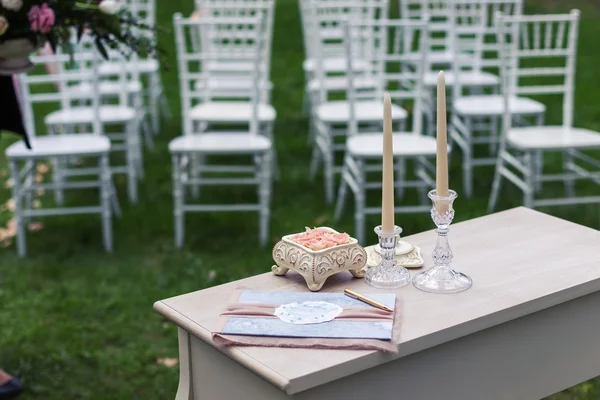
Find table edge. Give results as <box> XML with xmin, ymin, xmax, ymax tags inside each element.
<box><xmin>284</xmin><ymin>278</ymin><xmax>600</xmax><ymax>394</ymax></box>
<box><xmin>153</xmin><ymin>300</ymin><xmax>293</xmax><ymax>392</ymax></box>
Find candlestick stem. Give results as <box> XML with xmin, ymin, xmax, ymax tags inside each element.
<box><xmin>412</xmin><ymin>190</ymin><xmax>472</xmax><ymax>294</ymax></box>
<box><xmin>365</xmin><ymin>225</ymin><xmax>410</xmax><ymax>289</ymax></box>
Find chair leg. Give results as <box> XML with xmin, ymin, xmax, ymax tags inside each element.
<box><xmin>523</xmin><ymin>151</ymin><xmax>535</xmax><ymax>209</ymax></box>
<box><xmin>99</xmin><ymin>155</ymin><xmax>113</xmax><ymax>253</ymax></box>
<box><xmin>534</xmin><ymin>113</ymin><xmax>545</xmax><ymax>193</ymax></box>
<box><xmin>324</xmin><ymin>146</ymin><xmax>334</xmax><ymax>204</ymax></box>
<box><xmin>126</xmin><ymin>121</ymin><xmax>139</xmax><ymax>203</ymax></box>
<box><xmin>490</xmin><ymin>116</ymin><xmax>499</xmax><ymax>155</ymax></box>
<box><xmin>463</xmin><ymin>117</ymin><xmax>474</xmax><ymax>198</ymax></box>
<box><xmin>354</xmin><ymin>160</ymin><xmax>366</xmax><ymax>245</ymax></box>
<box><xmin>25</xmin><ymin>160</ymin><xmax>35</xmax><ymax>225</ymax></box>
<box><xmin>149</xmin><ymin>75</ymin><xmax>160</xmax><ymax>134</ymax></box>
<box><xmin>416</xmin><ymin>156</ymin><xmax>428</xmax><ymax>204</ymax></box>
<box><xmin>488</xmin><ymin>151</ymin><xmax>505</xmax><ymax>213</ymax></box>
<box><xmin>395</xmin><ymin>157</ymin><xmax>405</xmax><ymax>199</ymax></box>
<box><xmin>9</xmin><ymin>160</ymin><xmax>26</xmax><ymax>257</ymax></box>
<box><xmin>172</xmin><ymin>154</ymin><xmax>185</xmax><ymax>248</ymax></box>
<box><xmin>264</xmin><ymin>123</ymin><xmax>279</xmax><ymax>180</ymax></box>
<box><xmin>51</xmin><ymin>157</ymin><xmax>64</xmax><ymax>206</ymax></box>
<box><xmin>534</xmin><ymin>150</ymin><xmax>543</xmax><ymax>193</ymax></box>
<box><xmin>133</xmin><ymin>119</ymin><xmax>145</xmax><ymax>180</ymax></box>
<box><xmin>563</xmin><ymin>150</ymin><xmax>575</xmax><ymax>198</ymax></box>
<box><xmin>190</xmin><ymin>153</ymin><xmax>201</xmax><ymax>199</ymax></box>
<box><xmin>258</xmin><ymin>151</ymin><xmax>272</xmax><ymax>247</ymax></box>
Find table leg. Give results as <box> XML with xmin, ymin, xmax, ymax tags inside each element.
<box><xmin>176</xmin><ymin>328</ymin><xmax>193</xmax><ymax>400</ymax></box>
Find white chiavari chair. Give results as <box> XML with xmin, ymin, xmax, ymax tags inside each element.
<box><xmin>170</xmin><ymin>14</ymin><xmax>273</xmax><ymax>247</ymax></box>
<box><xmin>45</xmin><ymin>38</ymin><xmax>142</xmax><ymax>204</ymax></box>
<box><xmin>300</xmin><ymin>0</ymin><xmax>381</xmax><ymax>118</ymax></box>
<box><xmin>488</xmin><ymin>10</ymin><xmax>600</xmax><ymax>211</ymax></box>
<box><xmin>449</xmin><ymin>0</ymin><xmax>544</xmax><ymax>198</ymax></box>
<box><xmin>193</xmin><ymin>0</ymin><xmax>275</xmax><ymax>103</ymax></box>
<box><xmin>5</xmin><ymin>51</ymin><xmax>120</xmax><ymax>256</ymax></box>
<box><xmin>309</xmin><ymin>0</ymin><xmax>407</xmax><ymax>204</ymax></box>
<box><xmin>98</xmin><ymin>0</ymin><xmax>171</xmax><ymax>135</ymax></box>
<box><xmin>334</xmin><ymin>17</ymin><xmax>440</xmax><ymax>243</ymax></box>
<box><xmin>190</xmin><ymin>0</ymin><xmax>278</xmax><ymax>181</ymax></box>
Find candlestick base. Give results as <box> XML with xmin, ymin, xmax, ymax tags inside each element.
<box><xmin>365</xmin><ymin>225</ymin><xmax>410</xmax><ymax>289</ymax></box>
<box><xmin>412</xmin><ymin>190</ymin><xmax>472</xmax><ymax>294</ymax></box>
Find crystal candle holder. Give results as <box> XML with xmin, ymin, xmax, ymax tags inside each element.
<box><xmin>412</xmin><ymin>189</ymin><xmax>472</xmax><ymax>294</ymax></box>
<box><xmin>365</xmin><ymin>225</ymin><xmax>411</xmax><ymax>289</ymax></box>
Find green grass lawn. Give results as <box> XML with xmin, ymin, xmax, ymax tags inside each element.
<box><xmin>1</xmin><ymin>0</ymin><xmax>600</xmax><ymax>398</ymax></box>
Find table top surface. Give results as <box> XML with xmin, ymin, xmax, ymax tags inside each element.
<box><xmin>154</xmin><ymin>207</ymin><xmax>600</xmax><ymax>395</ymax></box>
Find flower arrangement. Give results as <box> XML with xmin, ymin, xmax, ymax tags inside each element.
<box><xmin>0</xmin><ymin>0</ymin><xmax>159</xmax><ymax>58</ymax></box>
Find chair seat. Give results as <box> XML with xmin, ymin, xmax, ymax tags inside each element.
<box><xmin>98</xmin><ymin>59</ymin><xmax>159</xmax><ymax>75</ymax></box>
<box><xmin>424</xmin><ymin>71</ymin><xmax>499</xmax><ymax>87</ymax></box>
<box><xmin>316</xmin><ymin>101</ymin><xmax>407</xmax><ymax>124</ymax></box>
<box><xmin>66</xmin><ymin>81</ymin><xmax>143</xmax><ymax>98</ymax></box>
<box><xmin>303</xmin><ymin>57</ymin><xmax>370</xmax><ymax>73</ymax></box>
<box><xmin>408</xmin><ymin>50</ymin><xmax>471</xmax><ymax>65</ymax></box>
<box><xmin>347</xmin><ymin>133</ymin><xmax>443</xmax><ymax>157</ymax></box>
<box><xmin>193</xmin><ymin>78</ymin><xmax>273</xmax><ymax>92</ymax></box>
<box><xmin>206</xmin><ymin>60</ymin><xmax>262</xmax><ymax>73</ymax></box>
<box><xmin>453</xmin><ymin>95</ymin><xmax>546</xmax><ymax>117</ymax></box>
<box><xmin>169</xmin><ymin>133</ymin><xmax>272</xmax><ymax>154</ymax></box>
<box><xmin>190</xmin><ymin>102</ymin><xmax>276</xmax><ymax>122</ymax></box>
<box><xmin>6</xmin><ymin>134</ymin><xmax>110</xmax><ymax>158</ymax></box>
<box><xmin>307</xmin><ymin>76</ymin><xmax>378</xmax><ymax>93</ymax></box>
<box><xmin>45</xmin><ymin>106</ymin><xmax>137</xmax><ymax>125</ymax></box>
<box><xmin>507</xmin><ymin>126</ymin><xmax>600</xmax><ymax>150</ymax></box>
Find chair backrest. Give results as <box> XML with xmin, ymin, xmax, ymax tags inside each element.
<box><xmin>173</xmin><ymin>13</ymin><xmax>264</xmax><ymax>136</ymax></box>
<box><xmin>19</xmin><ymin>50</ymin><xmax>103</xmax><ymax>139</ymax></box>
<box><xmin>309</xmin><ymin>0</ymin><xmax>389</xmax><ymax>102</ymax></box>
<box><xmin>480</xmin><ymin>0</ymin><xmax>523</xmax><ymax>71</ymax></box>
<box><xmin>449</xmin><ymin>0</ymin><xmax>487</xmax><ymax>102</ymax></box>
<box><xmin>194</xmin><ymin>0</ymin><xmax>275</xmax><ymax>81</ymax></box>
<box><xmin>72</xmin><ymin>33</ymin><xmax>136</xmax><ymax>107</ymax></box>
<box><xmin>399</xmin><ymin>0</ymin><xmax>452</xmax><ymax>61</ymax></box>
<box><xmin>497</xmin><ymin>9</ymin><xmax>580</xmax><ymax>130</ymax></box>
<box><xmin>344</xmin><ymin>17</ymin><xmax>429</xmax><ymax>136</ymax></box>
<box><xmin>305</xmin><ymin>0</ymin><xmax>388</xmax><ymax>60</ymax></box>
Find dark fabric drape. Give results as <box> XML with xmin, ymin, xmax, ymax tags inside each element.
<box><xmin>0</xmin><ymin>74</ymin><xmax>31</xmax><ymax>149</ymax></box>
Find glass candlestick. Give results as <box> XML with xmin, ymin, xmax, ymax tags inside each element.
<box><xmin>365</xmin><ymin>225</ymin><xmax>410</xmax><ymax>289</ymax></box>
<box><xmin>412</xmin><ymin>190</ymin><xmax>472</xmax><ymax>294</ymax></box>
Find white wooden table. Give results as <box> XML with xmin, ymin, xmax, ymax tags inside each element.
<box><xmin>154</xmin><ymin>207</ymin><xmax>600</xmax><ymax>400</ymax></box>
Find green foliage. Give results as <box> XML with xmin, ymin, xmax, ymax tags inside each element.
<box><xmin>0</xmin><ymin>0</ymin><xmax>159</xmax><ymax>58</ymax></box>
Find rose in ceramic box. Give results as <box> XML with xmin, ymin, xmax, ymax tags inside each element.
<box><xmin>271</xmin><ymin>227</ymin><xmax>367</xmax><ymax>291</ymax></box>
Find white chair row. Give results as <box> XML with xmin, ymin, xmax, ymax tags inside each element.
<box><xmin>334</xmin><ymin>17</ymin><xmax>439</xmax><ymax>243</ymax></box>
<box><xmin>489</xmin><ymin>10</ymin><xmax>600</xmax><ymax>210</ymax></box>
<box><xmin>5</xmin><ymin>51</ymin><xmax>122</xmax><ymax>257</ymax></box>
<box><xmin>170</xmin><ymin>4</ymin><xmax>276</xmax><ymax>248</ymax></box>
<box><xmin>303</xmin><ymin>1</ymin><xmax>600</xmax><ymax>242</ymax></box>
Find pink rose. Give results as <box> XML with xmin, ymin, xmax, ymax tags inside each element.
<box><xmin>28</xmin><ymin>3</ymin><xmax>55</xmax><ymax>34</ymax></box>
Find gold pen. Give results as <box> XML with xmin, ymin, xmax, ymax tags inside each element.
<box><xmin>344</xmin><ymin>289</ymin><xmax>394</xmax><ymax>312</ymax></box>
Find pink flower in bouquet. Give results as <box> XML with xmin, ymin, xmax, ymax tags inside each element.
<box><xmin>0</xmin><ymin>16</ymin><xmax>8</xmax><ymax>36</ymax></box>
<box><xmin>28</xmin><ymin>3</ymin><xmax>55</xmax><ymax>34</ymax></box>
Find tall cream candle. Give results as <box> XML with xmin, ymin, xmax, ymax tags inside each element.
<box><xmin>436</xmin><ymin>71</ymin><xmax>449</xmax><ymax>212</ymax></box>
<box><xmin>381</xmin><ymin>92</ymin><xmax>395</xmax><ymax>232</ymax></box>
